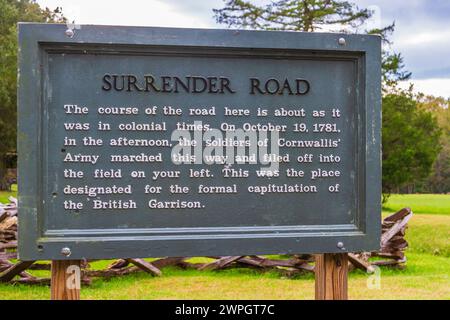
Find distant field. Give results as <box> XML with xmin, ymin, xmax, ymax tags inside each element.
<box><xmin>0</xmin><ymin>191</ymin><xmax>449</xmax><ymax>299</ymax></box>
<box><xmin>384</xmin><ymin>194</ymin><xmax>450</xmax><ymax>215</ymax></box>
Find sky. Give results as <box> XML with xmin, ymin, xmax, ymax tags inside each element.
<box><xmin>35</xmin><ymin>0</ymin><xmax>450</xmax><ymax>98</ymax></box>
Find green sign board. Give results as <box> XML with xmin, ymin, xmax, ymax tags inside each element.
<box><xmin>18</xmin><ymin>24</ymin><xmax>381</xmax><ymax>260</ymax></box>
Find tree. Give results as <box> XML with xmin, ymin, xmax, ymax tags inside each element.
<box><xmin>214</xmin><ymin>0</ymin><xmax>411</xmax><ymax>87</ymax></box>
<box><xmin>213</xmin><ymin>0</ymin><xmax>442</xmax><ymax>200</ymax></box>
<box><xmin>0</xmin><ymin>0</ymin><xmax>65</xmax><ymax>190</ymax></box>
<box><xmin>416</xmin><ymin>95</ymin><xmax>450</xmax><ymax>193</ymax></box>
<box><xmin>214</xmin><ymin>0</ymin><xmax>371</xmax><ymax>32</ymax></box>
<box><xmin>382</xmin><ymin>90</ymin><xmax>441</xmax><ymax>197</ymax></box>
<box><xmin>381</xmin><ymin>51</ymin><xmax>411</xmax><ymax>89</ymax></box>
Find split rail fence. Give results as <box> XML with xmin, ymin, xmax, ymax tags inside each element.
<box><xmin>1</xmin><ymin>196</ymin><xmax>412</xmax><ymax>285</ymax></box>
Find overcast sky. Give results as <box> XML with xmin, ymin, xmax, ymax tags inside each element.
<box><xmin>36</xmin><ymin>0</ymin><xmax>450</xmax><ymax>98</ymax></box>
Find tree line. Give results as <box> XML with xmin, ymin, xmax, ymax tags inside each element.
<box><xmin>0</xmin><ymin>0</ymin><xmax>65</xmax><ymax>189</ymax></box>
<box><xmin>0</xmin><ymin>0</ymin><xmax>448</xmax><ymax>199</ymax></box>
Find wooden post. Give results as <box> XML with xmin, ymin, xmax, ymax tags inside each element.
<box><xmin>315</xmin><ymin>253</ymin><xmax>348</xmax><ymax>300</ymax></box>
<box><xmin>51</xmin><ymin>260</ymin><xmax>81</xmax><ymax>300</ymax></box>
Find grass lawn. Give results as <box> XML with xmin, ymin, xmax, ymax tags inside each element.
<box><xmin>1</xmin><ymin>251</ymin><xmax>448</xmax><ymax>300</ymax></box>
<box><xmin>0</xmin><ymin>192</ymin><xmax>449</xmax><ymax>300</ymax></box>
<box><xmin>383</xmin><ymin>194</ymin><xmax>450</xmax><ymax>215</ymax></box>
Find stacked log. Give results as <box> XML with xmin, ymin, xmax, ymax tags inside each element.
<box><xmin>0</xmin><ymin>197</ymin><xmax>18</xmax><ymax>262</ymax></box>
<box><xmin>0</xmin><ymin>197</ymin><xmax>17</xmax><ymax>253</ymax></box>
<box><xmin>348</xmin><ymin>207</ymin><xmax>413</xmax><ymax>272</ymax></box>
<box><xmin>0</xmin><ymin>197</ymin><xmax>37</xmax><ymax>284</ymax></box>
<box><xmin>0</xmin><ymin>196</ymin><xmax>413</xmax><ymax>284</ymax></box>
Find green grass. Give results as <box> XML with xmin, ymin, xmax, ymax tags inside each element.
<box><xmin>383</xmin><ymin>194</ymin><xmax>450</xmax><ymax>215</ymax></box>
<box><xmin>0</xmin><ymin>252</ymin><xmax>448</xmax><ymax>300</ymax></box>
<box><xmin>405</xmin><ymin>214</ymin><xmax>450</xmax><ymax>257</ymax></box>
<box><xmin>0</xmin><ymin>192</ymin><xmax>449</xmax><ymax>300</ymax></box>
<box><xmin>0</xmin><ymin>184</ymin><xmax>16</xmax><ymax>203</ymax></box>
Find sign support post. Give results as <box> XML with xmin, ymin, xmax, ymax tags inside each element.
<box><xmin>315</xmin><ymin>253</ymin><xmax>349</xmax><ymax>300</ymax></box>
<box><xmin>51</xmin><ymin>260</ymin><xmax>81</xmax><ymax>300</ymax></box>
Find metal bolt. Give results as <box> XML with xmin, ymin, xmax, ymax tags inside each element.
<box><xmin>338</xmin><ymin>37</ymin><xmax>346</xmax><ymax>46</ymax></box>
<box><xmin>65</xmin><ymin>28</ymin><xmax>74</xmax><ymax>38</ymax></box>
<box><xmin>337</xmin><ymin>241</ymin><xmax>345</xmax><ymax>249</ymax></box>
<box><xmin>61</xmin><ymin>247</ymin><xmax>71</xmax><ymax>257</ymax></box>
